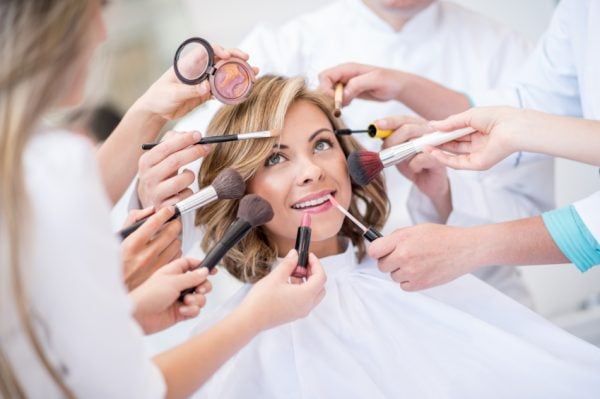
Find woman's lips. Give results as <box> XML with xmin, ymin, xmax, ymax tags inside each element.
<box><xmin>290</xmin><ymin>191</ymin><xmax>335</xmax><ymax>214</ymax></box>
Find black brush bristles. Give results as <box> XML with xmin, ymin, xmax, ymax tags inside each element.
<box><xmin>212</xmin><ymin>168</ymin><xmax>246</xmax><ymax>200</ymax></box>
<box><xmin>347</xmin><ymin>150</ymin><xmax>384</xmax><ymax>186</ymax></box>
<box><xmin>237</xmin><ymin>194</ymin><xmax>274</xmax><ymax>227</ymax></box>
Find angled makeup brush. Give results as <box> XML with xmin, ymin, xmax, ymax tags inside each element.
<box><xmin>348</xmin><ymin>127</ymin><xmax>474</xmax><ymax>186</ymax></box>
<box><xmin>178</xmin><ymin>194</ymin><xmax>274</xmax><ymax>301</ymax></box>
<box><xmin>327</xmin><ymin>195</ymin><xmax>383</xmax><ymax>242</ymax></box>
<box><xmin>118</xmin><ymin>168</ymin><xmax>245</xmax><ymax>239</ymax></box>
<box><xmin>141</xmin><ymin>129</ymin><xmax>280</xmax><ymax>150</ymax></box>
<box><xmin>335</xmin><ymin>123</ymin><xmax>393</xmax><ymax>139</ymax></box>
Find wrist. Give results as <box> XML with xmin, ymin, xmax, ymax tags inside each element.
<box><xmin>430</xmin><ymin>179</ymin><xmax>452</xmax><ymax>223</ymax></box>
<box><xmin>392</xmin><ymin>70</ymin><xmax>410</xmax><ymax>101</ymax></box>
<box><xmin>228</xmin><ymin>305</ymin><xmax>263</xmax><ymax>338</ymax></box>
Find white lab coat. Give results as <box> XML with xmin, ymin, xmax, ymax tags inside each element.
<box><xmin>168</xmin><ymin>0</ymin><xmax>554</xmax><ymax>304</ymax></box>
<box><xmin>472</xmin><ymin>0</ymin><xmax>600</xmax><ymax>244</ymax></box>
<box><xmin>0</xmin><ymin>130</ymin><xmax>165</xmax><ymax>398</ymax></box>
<box><xmin>190</xmin><ymin>243</ymin><xmax>600</xmax><ymax>399</ymax></box>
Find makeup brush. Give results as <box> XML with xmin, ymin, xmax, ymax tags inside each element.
<box><xmin>327</xmin><ymin>195</ymin><xmax>383</xmax><ymax>242</ymax></box>
<box><xmin>348</xmin><ymin>127</ymin><xmax>474</xmax><ymax>186</ymax></box>
<box><xmin>178</xmin><ymin>194</ymin><xmax>274</xmax><ymax>301</ymax></box>
<box><xmin>334</xmin><ymin>82</ymin><xmax>344</xmax><ymax>117</ymax></box>
<box><xmin>141</xmin><ymin>130</ymin><xmax>280</xmax><ymax>150</ymax></box>
<box><xmin>118</xmin><ymin>168</ymin><xmax>245</xmax><ymax>239</ymax></box>
<box><xmin>335</xmin><ymin>123</ymin><xmax>393</xmax><ymax>139</ymax></box>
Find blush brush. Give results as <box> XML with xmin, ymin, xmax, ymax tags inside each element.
<box><xmin>348</xmin><ymin>127</ymin><xmax>474</xmax><ymax>186</ymax></box>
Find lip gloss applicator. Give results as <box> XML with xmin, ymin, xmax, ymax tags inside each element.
<box><xmin>292</xmin><ymin>213</ymin><xmax>312</xmax><ymax>278</ymax></box>
<box><xmin>327</xmin><ymin>195</ymin><xmax>383</xmax><ymax>242</ymax></box>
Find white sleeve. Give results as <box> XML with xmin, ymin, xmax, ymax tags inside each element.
<box><xmin>408</xmin><ymin>153</ymin><xmax>555</xmax><ymax>226</ymax></box>
<box><xmin>573</xmin><ymin>191</ymin><xmax>600</xmax><ymax>244</ymax></box>
<box><xmin>25</xmin><ymin>132</ymin><xmax>166</xmax><ymax>398</ymax></box>
<box><xmin>471</xmin><ymin>0</ymin><xmax>582</xmax><ymax>115</ymax></box>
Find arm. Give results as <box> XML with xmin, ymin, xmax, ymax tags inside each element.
<box><xmin>154</xmin><ymin>251</ymin><xmax>326</xmax><ymax>399</ymax></box>
<box><xmin>429</xmin><ymin>107</ymin><xmax>600</xmax><ymax>170</ymax></box>
<box><xmin>98</xmin><ymin>47</ymin><xmax>254</xmax><ymax>204</ymax></box>
<box><xmin>367</xmin><ymin>216</ymin><xmax>568</xmax><ymax>291</ymax></box>
<box><xmin>318</xmin><ymin>63</ymin><xmax>471</xmax><ymax>120</ymax></box>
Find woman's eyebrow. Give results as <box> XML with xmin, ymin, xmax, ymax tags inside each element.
<box><xmin>308</xmin><ymin>128</ymin><xmax>333</xmax><ymax>142</ymax></box>
<box><xmin>272</xmin><ymin>143</ymin><xmax>289</xmax><ymax>150</ymax></box>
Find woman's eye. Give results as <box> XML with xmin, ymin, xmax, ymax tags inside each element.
<box><xmin>315</xmin><ymin>139</ymin><xmax>332</xmax><ymax>152</ymax></box>
<box><xmin>265</xmin><ymin>152</ymin><xmax>284</xmax><ymax>166</ymax></box>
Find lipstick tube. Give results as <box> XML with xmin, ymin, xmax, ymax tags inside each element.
<box><xmin>292</xmin><ymin>213</ymin><xmax>312</xmax><ymax>278</ymax></box>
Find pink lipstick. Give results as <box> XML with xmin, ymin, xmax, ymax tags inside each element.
<box><xmin>292</xmin><ymin>213</ymin><xmax>312</xmax><ymax>278</ymax></box>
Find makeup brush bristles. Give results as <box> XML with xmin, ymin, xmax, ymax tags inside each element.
<box><xmin>237</xmin><ymin>194</ymin><xmax>274</xmax><ymax>227</ymax></box>
<box><xmin>212</xmin><ymin>168</ymin><xmax>246</xmax><ymax>199</ymax></box>
<box><xmin>347</xmin><ymin>150</ymin><xmax>384</xmax><ymax>186</ymax></box>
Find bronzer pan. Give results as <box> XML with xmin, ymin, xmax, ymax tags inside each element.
<box><xmin>173</xmin><ymin>37</ymin><xmax>255</xmax><ymax>105</ymax></box>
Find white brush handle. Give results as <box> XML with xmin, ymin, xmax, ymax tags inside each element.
<box><xmin>411</xmin><ymin>127</ymin><xmax>475</xmax><ymax>152</ymax></box>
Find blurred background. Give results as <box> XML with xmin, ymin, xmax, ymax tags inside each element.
<box><xmin>97</xmin><ymin>0</ymin><xmax>600</xmax><ymax>351</ymax></box>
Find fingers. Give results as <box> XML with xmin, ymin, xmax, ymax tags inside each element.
<box><xmin>317</xmin><ymin>63</ymin><xmax>371</xmax><ymax>96</ymax></box>
<box><xmin>173</xmin><ymin>265</ymin><xmax>209</xmax><ymax>291</ymax></box>
<box><xmin>140</xmin><ymin>131</ymin><xmax>206</xmax><ymax>169</ymax></box>
<box><xmin>342</xmin><ymin>72</ymin><xmax>381</xmax><ymax>104</ymax></box>
<box><xmin>429</xmin><ymin>109</ymin><xmax>474</xmax><ymax>132</ymax></box>
<box><xmin>122</xmin><ymin>206</ymin><xmax>176</xmax><ymax>250</ymax></box>
<box><xmin>123</xmin><ymin>206</ymin><xmax>155</xmax><ymax>227</ymax></box>
<box><xmin>303</xmin><ymin>253</ymin><xmax>327</xmax><ymax>292</ymax></box>
<box><xmin>272</xmin><ymin>249</ymin><xmax>299</xmax><ymax>278</ymax></box>
<box><xmin>367</xmin><ymin>233</ymin><xmax>398</xmax><ymax>261</ymax></box>
<box><xmin>428</xmin><ymin>149</ymin><xmax>484</xmax><ymax>171</ymax></box>
<box><xmin>153</xmin><ymin>169</ymin><xmax>195</xmax><ymax>202</ymax></box>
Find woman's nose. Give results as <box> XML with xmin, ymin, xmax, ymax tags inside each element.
<box><xmin>296</xmin><ymin>158</ymin><xmax>324</xmax><ymax>185</ymax></box>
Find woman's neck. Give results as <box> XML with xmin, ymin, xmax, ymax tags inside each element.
<box><xmin>273</xmin><ymin>235</ymin><xmax>345</xmax><ymax>258</ymax></box>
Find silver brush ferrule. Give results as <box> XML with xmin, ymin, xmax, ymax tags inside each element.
<box><xmin>176</xmin><ymin>186</ymin><xmax>218</xmax><ymax>214</ymax></box>
<box><xmin>379</xmin><ymin>141</ymin><xmax>418</xmax><ymax>168</ymax></box>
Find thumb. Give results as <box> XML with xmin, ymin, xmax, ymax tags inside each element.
<box><xmin>343</xmin><ymin>73</ymin><xmax>374</xmax><ymax>104</ymax></box>
<box><xmin>429</xmin><ymin>110</ymin><xmax>473</xmax><ymax>132</ymax></box>
<box><xmin>173</xmin><ymin>267</ymin><xmax>209</xmax><ymax>291</ymax></box>
<box><xmin>123</xmin><ymin>206</ymin><xmax>155</xmax><ymax>227</ymax></box>
<box><xmin>367</xmin><ymin>233</ymin><xmax>398</xmax><ymax>259</ymax></box>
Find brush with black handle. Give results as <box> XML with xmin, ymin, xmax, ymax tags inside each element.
<box><xmin>178</xmin><ymin>194</ymin><xmax>274</xmax><ymax>301</ymax></box>
<box><xmin>118</xmin><ymin>168</ymin><xmax>245</xmax><ymax>239</ymax></box>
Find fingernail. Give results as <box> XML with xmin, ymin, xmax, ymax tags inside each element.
<box><xmin>192</xmin><ymin>132</ymin><xmax>202</xmax><ymax>142</ymax></box>
<box><xmin>196</xmin><ymin>268</ymin><xmax>208</xmax><ymax>277</ymax></box>
<box><xmin>375</xmin><ymin>119</ymin><xmax>388</xmax><ymax>129</ymax></box>
<box><xmin>202</xmin><ymin>144</ymin><xmax>211</xmax><ymax>153</ymax></box>
<box><xmin>143</xmin><ymin>205</ymin><xmax>154</xmax><ymax>212</ymax></box>
<box><xmin>199</xmin><ymin>287</ymin><xmax>207</xmax><ymax>294</ymax></box>
<box><xmin>286</xmin><ymin>249</ymin><xmax>297</xmax><ymax>258</ymax></box>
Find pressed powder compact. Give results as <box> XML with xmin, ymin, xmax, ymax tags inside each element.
<box><xmin>173</xmin><ymin>37</ymin><xmax>255</xmax><ymax>105</ymax></box>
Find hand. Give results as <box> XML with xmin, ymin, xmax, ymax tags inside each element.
<box><xmin>378</xmin><ymin>115</ymin><xmax>452</xmax><ymax>222</ymax></box>
<box><xmin>318</xmin><ymin>63</ymin><xmax>407</xmax><ymax>105</ymax></box>
<box><xmin>137</xmin><ymin>131</ymin><xmax>209</xmax><ymax>209</ymax></box>
<box><xmin>426</xmin><ymin>107</ymin><xmax>522</xmax><ymax>170</ymax></box>
<box><xmin>133</xmin><ymin>46</ymin><xmax>258</xmax><ymax>122</ymax></box>
<box><xmin>367</xmin><ymin>224</ymin><xmax>480</xmax><ymax>291</ymax></box>
<box><xmin>130</xmin><ymin>258</ymin><xmax>216</xmax><ymax>334</ymax></box>
<box><xmin>121</xmin><ymin>206</ymin><xmax>182</xmax><ymax>290</ymax></box>
<box><xmin>237</xmin><ymin>250</ymin><xmax>327</xmax><ymax>332</ymax></box>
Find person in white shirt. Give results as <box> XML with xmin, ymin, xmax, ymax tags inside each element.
<box><xmin>0</xmin><ymin>1</ymin><xmax>326</xmax><ymax>397</ymax></box>
<box><xmin>133</xmin><ymin>0</ymin><xmax>553</xmax><ymax>305</ymax></box>
<box><xmin>328</xmin><ymin>0</ymin><xmax>600</xmax><ymax>289</ymax></box>
<box><xmin>184</xmin><ymin>75</ymin><xmax>600</xmax><ymax>398</ymax></box>
<box><xmin>361</xmin><ymin>106</ymin><xmax>600</xmax><ymax>290</ymax></box>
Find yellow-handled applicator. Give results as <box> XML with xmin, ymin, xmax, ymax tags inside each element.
<box><xmin>335</xmin><ymin>123</ymin><xmax>393</xmax><ymax>139</ymax></box>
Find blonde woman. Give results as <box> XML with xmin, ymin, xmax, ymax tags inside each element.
<box><xmin>187</xmin><ymin>76</ymin><xmax>600</xmax><ymax>398</ymax></box>
<box><xmin>0</xmin><ymin>1</ymin><xmax>326</xmax><ymax>398</ymax></box>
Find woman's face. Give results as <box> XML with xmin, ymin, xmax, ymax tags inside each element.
<box><xmin>248</xmin><ymin>100</ymin><xmax>352</xmax><ymax>255</ymax></box>
<box><xmin>60</xmin><ymin>1</ymin><xmax>107</xmax><ymax>107</ymax></box>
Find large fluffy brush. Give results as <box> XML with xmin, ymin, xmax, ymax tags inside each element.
<box><xmin>119</xmin><ymin>168</ymin><xmax>245</xmax><ymax>239</ymax></box>
<box><xmin>178</xmin><ymin>194</ymin><xmax>273</xmax><ymax>300</ymax></box>
<box><xmin>348</xmin><ymin>127</ymin><xmax>474</xmax><ymax>186</ymax></box>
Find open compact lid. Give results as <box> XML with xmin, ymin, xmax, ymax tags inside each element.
<box><xmin>173</xmin><ymin>37</ymin><xmax>255</xmax><ymax>105</ymax></box>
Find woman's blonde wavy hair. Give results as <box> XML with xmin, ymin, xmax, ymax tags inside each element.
<box><xmin>196</xmin><ymin>75</ymin><xmax>389</xmax><ymax>283</ymax></box>
<box><xmin>0</xmin><ymin>1</ymin><xmax>98</xmax><ymax>397</ymax></box>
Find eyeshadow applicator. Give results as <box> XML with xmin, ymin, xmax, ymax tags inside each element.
<box><xmin>141</xmin><ymin>130</ymin><xmax>280</xmax><ymax>150</ymax></box>
<box><xmin>327</xmin><ymin>195</ymin><xmax>383</xmax><ymax>242</ymax></box>
<box><xmin>334</xmin><ymin>82</ymin><xmax>344</xmax><ymax>117</ymax></box>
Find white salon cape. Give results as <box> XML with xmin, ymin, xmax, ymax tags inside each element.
<box><xmin>472</xmin><ymin>0</ymin><xmax>600</xmax><ymax>257</ymax></box>
<box><xmin>190</xmin><ymin>243</ymin><xmax>600</xmax><ymax>399</ymax></box>
<box><xmin>162</xmin><ymin>0</ymin><xmax>557</xmax><ymax>304</ymax></box>
<box><xmin>0</xmin><ymin>130</ymin><xmax>165</xmax><ymax>398</ymax></box>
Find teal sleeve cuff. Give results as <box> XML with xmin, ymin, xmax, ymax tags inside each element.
<box><xmin>463</xmin><ymin>92</ymin><xmax>475</xmax><ymax>107</ymax></box>
<box><xmin>542</xmin><ymin>205</ymin><xmax>600</xmax><ymax>272</ymax></box>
